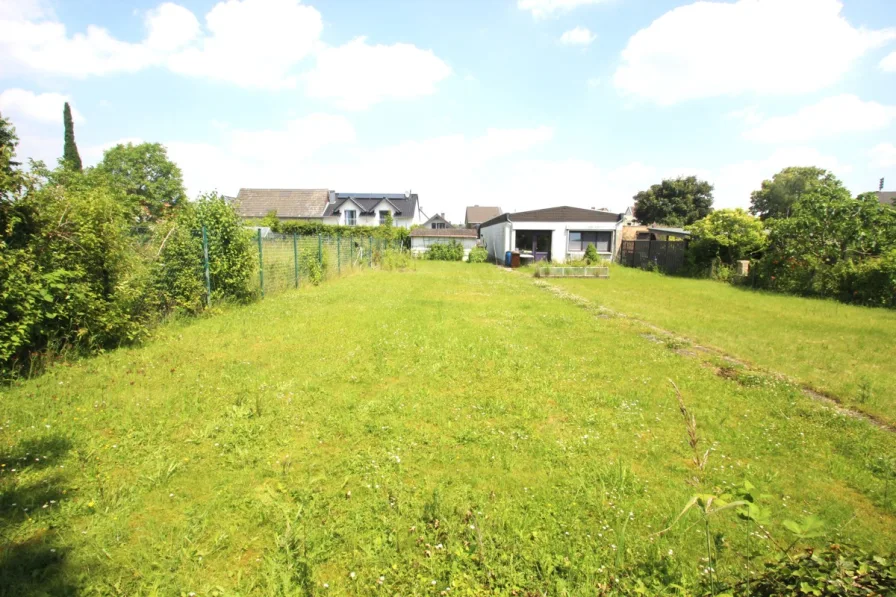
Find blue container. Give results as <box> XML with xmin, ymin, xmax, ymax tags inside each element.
<box><xmin>505</xmin><ymin>251</ymin><xmax>512</xmax><ymax>267</ymax></box>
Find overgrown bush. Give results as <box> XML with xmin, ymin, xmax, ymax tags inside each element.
<box><xmin>726</xmin><ymin>545</ymin><xmax>896</xmax><ymax>596</ymax></box>
<box><xmin>380</xmin><ymin>248</ymin><xmax>412</xmax><ymax>271</ymax></box>
<box><xmin>467</xmin><ymin>246</ymin><xmax>487</xmax><ymax>263</ymax></box>
<box><xmin>0</xmin><ymin>112</ymin><xmax>258</xmax><ymax>378</ymax></box>
<box><xmin>301</xmin><ymin>252</ymin><xmax>323</xmax><ymax>286</ymax></box>
<box><xmin>754</xmin><ymin>191</ymin><xmax>896</xmax><ymax>306</ymax></box>
<box><xmin>687</xmin><ymin>208</ymin><xmax>766</xmax><ymax>275</ymax></box>
<box><xmin>427</xmin><ymin>241</ymin><xmax>464</xmax><ymax>261</ymax></box>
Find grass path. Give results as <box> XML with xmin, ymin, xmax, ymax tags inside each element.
<box><xmin>553</xmin><ymin>266</ymin><xmax>896</xmax><ymax>426</ymax></box>
<box><xmin>2</xmin><ymin>262</ymin><xmax>895</xmax><ymax>595</ymax></box>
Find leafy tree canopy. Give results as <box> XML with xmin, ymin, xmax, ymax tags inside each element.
<box><xmin>688</xmin><ymin>208</ymin><xmax>767</xmax><ymax>266</ymax></box>
<box><xmin>749</xmin><ymin>166</ymin><xmax>845</xmax><ymax>221</ymax></box>
<box><xmin>633</xmin><ymin>176</ymin><xmax>714</xmax><ymax>227</ymax></box>
<box><xmin>766</xmin><ymin>188</ymin><xmax>896</xmax><ymax>266</ymax></box>
<box><xmin>97</xmin><ymin>142</ymin><xmax>186</xmax><ymax>223</ymax></box>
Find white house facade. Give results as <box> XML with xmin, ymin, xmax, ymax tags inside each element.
<box><xmin>479</xmin><ymin>206</ymin><xmax>624</xmax><ymax>264</ymax></box>
<box><xmin>323</xmin><ymin>193</ymin><xmax>420</xmax><ymax>228</ymax></box>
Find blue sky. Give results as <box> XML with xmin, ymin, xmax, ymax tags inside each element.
<box><xmin>1</xmin><ymin>0</ymin><xmax>895</xmax><ymax>221</ymax></box>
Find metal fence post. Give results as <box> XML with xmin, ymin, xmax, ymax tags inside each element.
<box><xmin>293</xmin><ymin>231</ymin><xmax>299</xmax><ymax>288</ymax></box>
<box><xmin>368</xmin><ymin>236</ymin><xmax>372</xmax><ymax>267</ymax></box>
<box><xmin>201</xmin><ymin>225</ymin><xmax>212</xmax><ymax>307</ymax></box>
<box><xmin>257</xmin><ymin>228</ymin><xmax>264</xmax><ymax>298</ymax></box>
<box><xmin>337</xmin><ymin>232</ymin><xmax>341</xmax><ymax>274</ymax></box>
<box><xmin>318</xmin><ymin>232</ymin><xmax>323</xmax><ymax>265</ymax></box>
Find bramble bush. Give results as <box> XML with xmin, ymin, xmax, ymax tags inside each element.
<box><xmin>0</xmin><ymin>113</ymin><xmax>256</xmax><ymax>378</ymax></box>
<box><xmin>754</xmin><ymin>190</ymin><xmax>896</xmax><ymax>307</ymax></box>
<box><xmin>427</xmin><ymin>240</ymin><xmax>464</xmax><ymax>261</ymax></box>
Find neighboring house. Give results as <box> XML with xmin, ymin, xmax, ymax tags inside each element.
<box><xmin>323</xmin><ymin>193</ymin><xmax>420</xmax><ymax>228</ymax></box>
<box><xmin>422</xmin><ymin>213</ymin><xmax>452</xmax><ymax>229</ymax></box>
<box><xmin>465</xmin><ymin>205</ymin><xmax>503</xmax><ymax>231</ymax></box>
<box><xmin>479</xmin><ymin>206</ymin><xmax>624</xmax><ymax>263</ymax></box>
<box><xmin>878</xmin><ymin>191</ymin><xmax>895</xmax><ymax>207</ymax></box>
<box><xmin>410</xmin><ymin>228</ymin><xmax>479</xmax><ymax>259</ymax></box>
<box><xmin>234</xmin><ymin>189</ymin><xmax>421</xmax><ymax>227</ymax></box>
<box><xmin>235</xmin><ymin>188</ymin><xmax>331</xmax><ymax>220</ymax></box>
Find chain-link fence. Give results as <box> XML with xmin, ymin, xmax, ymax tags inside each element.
<box><xmin>199</xmin><ymin>229</ymin><xmax>402</xmax><ymax>303</ymax></box>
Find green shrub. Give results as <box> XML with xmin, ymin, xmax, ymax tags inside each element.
<box><xmin>584</xmin><ymin>243</ymin><xmax>600</xmax><ymax>264</ymax></box>
<box><xmin>301</xmin><ymin>252</ymin><xmax>323</xmax><ymax>286</ymax></box>
<box><xmin>467</xmin><ymin>246</ymin><xmax>487</xmax><ymax>263</ymax></box>
<box><xmin>427</xmin><ymin>241</ymin><xmax>464</xmax><ymax>261</ymax></box>
<box><xmin>380</xmin><ymin>249</ymin><xmax>412</xmax><ymax>271</ymax></box>
<box><xmin>726</xmin><ymin>545</ymin><xmax>896</xmax><ymax>596</ymax></box>
<box><xmin>274</xmin><ymin>220</ymin><xmax>410</xmax><ymax>248</ymax></box>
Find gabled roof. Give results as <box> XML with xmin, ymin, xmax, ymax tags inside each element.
<box><xmin>465</xmin><ymin>206</ymin><xmax>502</xmax><ymax>224</ymax></box>
<box><xmin>422</xmin><ymin>214</ymin><xmax>450</xmax><ymax>226</ymax></box>
<box><xmin>410</xmin><ymin>228</ymin><xmax>478</xmax><ymax>238</ymax></box>
<box><xmin>236</xmin><ymin>188</ymin><xmax>329</xmax><ymax>219</ymax></box>
<box><xmin>878</xmin><ymin>191</ymin><xmax>895</xmax><ymax>207</ymax></box>
<box><xmin>480</xmin><ymin>206</ymin><xmax>623</xmax><ymax>228</ymax></box>
<box><xmin>323</xmin><ymin>193</ymin><xmax>418</xmax><ymax>218</ymax></box>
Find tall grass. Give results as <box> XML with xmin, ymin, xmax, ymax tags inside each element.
<box><xmin>1</xmin><ymin>262</ymin><xmax>894</xmax><ymax>594</ymax></box>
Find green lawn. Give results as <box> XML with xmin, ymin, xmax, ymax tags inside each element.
<box><xmin>2</xmin><ymin>262</ymin><xmax>895</xmax><ymax>596</ymax></box>
<box><xmin>553</xmin><ymin>265</ymin><xmax>896</xmax><ymax>426</ymax></box>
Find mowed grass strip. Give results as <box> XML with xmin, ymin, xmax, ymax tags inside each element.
<box><xmin>553</xmin><ymin>265</ymin><xmax>896</xmax><ymax>425</ymax></box>
<box><xmin>2</xmin><ymin>262</ymin><xmax>895</xmax><ymax>595</ymax></box>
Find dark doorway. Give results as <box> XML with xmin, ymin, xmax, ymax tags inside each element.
<box><xmin>515</xmin><ymin>230</ymin><xmax>552</xmax><ymax>262</ymax></box>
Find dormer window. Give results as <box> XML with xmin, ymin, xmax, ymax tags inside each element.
<box><xmin>345</xmin><ymin>210</ymin><xmax>357</xmax><ymax>226</ymax></box>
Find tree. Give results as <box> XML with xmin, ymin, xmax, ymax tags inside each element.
<box><xmin>97</xmin><ymin>142</ymin><xmax>186</xmax><ymax>223</ymax></box>
<box><xmin>62</xmin><ymin>102</ymin><xmax>82</xmax><ymax>171</ymax></box>
<box><xmin>749</xmin><ymin>167</ymin><xmax>844</xmax><ymax>220</ymax></box>
<box><xmin>688</xmin><ymin>209</ymin><xmax>767</xmax><ymax>266</ymax></box>
<box><xmin>633</xmin><ymin>176</ymin><xmax>714</xmax><ymax>226</ymax></box>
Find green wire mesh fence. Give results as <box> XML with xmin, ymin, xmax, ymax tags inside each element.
<box><xmin>200</xmin><ymin>228</ymin><xmax>402</xmax><ymax>304</ymax></box>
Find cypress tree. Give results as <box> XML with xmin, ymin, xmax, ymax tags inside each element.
<box><xmin>63</xmin><ymin>102</ymin><xmax>82</xmax><ymax>171</ymax></box>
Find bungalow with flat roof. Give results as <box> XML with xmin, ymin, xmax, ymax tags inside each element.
<box><xmin>479</xmin><ymin>206</ymin><xmax>624</xmax><ymax>264</ymax></box>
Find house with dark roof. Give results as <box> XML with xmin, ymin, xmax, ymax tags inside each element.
<box><xmin>465</xmin><ymin>206</ymin><xmax>503</xmax><ymax>231</ymax></box>
<box><xmin>322</xmin><ymin>193</ymin><xmax>420</xmax><ymax>228</ymax></box>
<box><xmin>422</xmin><ymin>213</ymin><xmax>452</xmax><ymax>229</ymax></box>
<box><xmin>234</xmin><ymin>189</ymin><xmax>422</xmax><ymax>227</ymax></box>
<box><xmin>410</xmin><ymin>227</ymin><xmax>479</xmax><ymax>259</ymax></box>
<box><xmin>235</xmin><ymin>189</ymin><xmax>332</xmax><ymax>220</ymax></box>
<box><xmin>478</xmin><ymin>206</ymin><xmax>625</xmax><ymax>263</ymax></box>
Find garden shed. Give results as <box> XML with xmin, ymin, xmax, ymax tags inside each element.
<box><xmin>410</xmin><ymin>228</ymin><xmax>480</xmax><ymax>259</ymax></box>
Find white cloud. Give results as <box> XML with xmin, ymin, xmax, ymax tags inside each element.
<box><xmin>743</xmin><ymin>95</ymin><xmax>896</xmax><ymax>143</ymax></box>
<box><xmin>559</xmin><ymin>26</ymin><xmax>596</xmax><ymax>46</ymax></box>
<box><xmin>614</xmin><ymin>0</ymin><xmax>896</xmax><ymax>105</ymax></box>
<box><xmin>726</xmin><ymin>106</ymin><xmax>764</xmax><ymax>126</ymax></box>
<box><xmin>0</xmin><ymin>88</ymin><xmax>84</xmax><ymax>124</ymax></box>
<box><xmin>881</xmin><ymin>50</ymin><xmax>896</xmax><ymax>72</ymax></box>
<box><xmin>870</xmin><ymin>143</ymin><xmax>896</xmax><ymax>168</ymax></box>
<box><xmin>304</xmin><ymin>37</ymin><xmax>452</xmax><ymax>110</ymax></box>
<box><xmin>228</xmin><ymin>113</ymin><xmax>356</xmax><ymax>159</ymax></box>
<box><xmin>0</xmin><ymin>18</ymin><xmax>157</xmax><ymax>77</ymax></box>
<box><xmin>0</xmin><ymin>0</ymin><xmax>448</xmax><ymax>103</ymax></box>
<box><xmin>0</xmin><ymin>0</ymin><xmax>52</xmax><ymax>20</ymax></box>
<box><xmin>518</xmin><ymin>0</ymin><xmax>608</xmax><ymax>20</ymax></box>
<box><xmin>167</xmin><ymin>0</ymin><xmax>322</xmax><ymax>89</ymax></box>
<box><xmin>145</xmin><ymin>2</ymin><xmax>200</xmax><ymax>52</ymax></box>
